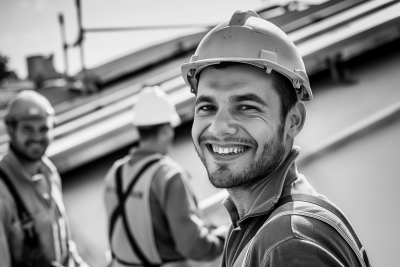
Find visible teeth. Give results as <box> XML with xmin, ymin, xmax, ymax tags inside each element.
<box><xmin>211</xmin><ymin>145</ymin><xmax>248</xmax><ymax>155</ymax></box>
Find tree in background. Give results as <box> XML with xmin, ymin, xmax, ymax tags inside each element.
<box><xmin>0</xmin><ymin>53</ymin><xmax>18</xmax><ymax>84</ymax></box>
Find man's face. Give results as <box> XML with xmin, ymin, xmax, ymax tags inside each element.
<box><xmin>9</xmin><ymin>117</ymin><xmax>54</xmax><ymax>161</ymax></box>
<box><xmin>192</xmin><ymin>64</ymin><xmax>288</xmax><ymax>189</ymax></box>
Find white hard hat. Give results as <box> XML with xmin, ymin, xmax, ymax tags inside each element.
<box><xmin>133</xmin><ymin>86</ymin><xmax>181</xmax><ymax>127</ymax></box>
<box><xmin>181</xmin><ymin>10</ymin><xmax>312</xmax><ymax>101</ymax></box>
<box><xmin>5</xmin><ymin>90</ymin><xmax>55</xmax><ymax>123</ymax></box>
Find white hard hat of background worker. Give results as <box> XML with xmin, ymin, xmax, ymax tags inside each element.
<box><xmin>132</xmin><ymin>86</ymin><xmax>181</xmax><ymax>127</ymax></box>
<box><xmin>4</xmin><ymin>90</ymin><xmax>55</xmax><ymax>161</ymax></box>
<box><xmin>181</xmin><ymin>10</ymin><xmax>312</xmax><ymax>101</ymax></box>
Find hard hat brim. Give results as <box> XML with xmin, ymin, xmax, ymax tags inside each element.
<box><xmin>181</xmin><ymin>58</ymin><xmax>312</xmax><ymax>101</ymax></box>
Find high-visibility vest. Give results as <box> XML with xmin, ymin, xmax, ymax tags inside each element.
<box><xmin>232</xmin><ymin>194</ymin><xmax>372</xmax><ymax>267</ymax></box>
<box><xmin>109</xmin><ymin>154</ymin><xmax>198</xmax><ymax>267</ymax></box>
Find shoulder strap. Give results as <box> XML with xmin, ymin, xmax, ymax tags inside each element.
<box><xmin>109</xmin><ymin>158</ymin><xmax>161</xmax><ymax>267</ymax></box>
<box><xmin>234</xmin><ymin>194</ymin><xmax>371</xmax><ymax>267</ymax></box>
<box><xmin>0</xmin><ymin>168</ymin><xmax>41</xmax><ymax>252</ymax></box>
<box><xmin>0</xmin><ymin>168</ymin><xmax>32</xmax><ymax>224</ymax></box>
<box><xmin>276</xmin><ymin>194</ymin><xmax>371</xmax><ymax>267</ymax></box>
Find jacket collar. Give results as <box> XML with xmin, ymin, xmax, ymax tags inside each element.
<box><xmin>223</xmin><ymin>146</ymin><xmax>300</xmax><ymax>228</ymax></box>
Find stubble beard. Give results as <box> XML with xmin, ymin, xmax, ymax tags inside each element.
<box><xmin>10</xmin><ymin>137</ymin><xmax>47</xmax><ymax>163</ymax></box>
<box><xmin>195</xmin><ymin>125</ymin><xmax>286</xmax><ymax>190</ymax></box>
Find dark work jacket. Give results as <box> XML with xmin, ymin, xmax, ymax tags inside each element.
<box><xmin>222</xmin><ymin>147</ymin><xmax>362</xmax><ymax>267</ymax></box>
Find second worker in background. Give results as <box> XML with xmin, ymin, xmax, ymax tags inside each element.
<box><xmin>103</xmin><ymin>87</ymin><xmax>226</xmax><ymax>267</ymax></box>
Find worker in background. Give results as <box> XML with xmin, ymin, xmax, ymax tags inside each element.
<box><xmin>103</xmin><ymin>86</ymin><xmax>227</xmax><ymax>267</ymax></box>
<box><xmin>182</xmin><ymin>10</ymin><xmax>372</xmax><ymax>267</ymax></box>
<box><xmin>0</xmin><ymin>90</ymin><xmax>88</xmax><ymax>267</ymax></box>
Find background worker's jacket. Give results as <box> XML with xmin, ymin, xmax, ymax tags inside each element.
<box><xmin>0</xmin><ymin>149</ymin><xmax>87</xmax><ymax>267</ymax></box>
<box><xmin>103</xmin><ymin>149</ymin><xmax>224</xmax><ymax>266</ymax></box>
<box><xmin>222</xmin><ymin>147</ymin><xmax>368</xmax><ymax>267</ymax></box>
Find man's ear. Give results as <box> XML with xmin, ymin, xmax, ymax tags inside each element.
<box><xmin>287</xmin><ymin>101</ymin><xmax>306</xmax><ymax>138</ymax></box>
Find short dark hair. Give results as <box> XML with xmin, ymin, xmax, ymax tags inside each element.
<box><xmin>199</xmin><ymin>62</ymin><xmax>298</xmax><ymax>122</ymax></box>
<box><xmin>137</xmin><ymin>123</ymin><xmax>169</xmax><ymax>141</ymax></box>
<box><xmin>269</xmin><ymin>69</ymin><xmax>298</xmax><ymax>122</ymax></box>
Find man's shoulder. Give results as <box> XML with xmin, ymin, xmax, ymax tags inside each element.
<box><xmin>153</xmin><ymin>158</ymin><xmax>186</xmax><ymax>183</ymax></box>
<box><xmin>104</xmin><ymin>156</ymin><xmax>130</xmax><ymax>184</ymax></box>
<box><xmin>0</xmin><ymin>178</ymin><xmax>14</xmax><ymax>204</ymax></box>
<box><xmin>249</xmin><ymin>212</ymin><xmax>360</xmax><ymax>266</ymax></box>
<box><xmin>157</xmin><ymin>156</ymin><xmax>188</xmax><ymax>180</ymax></box>
<box><xmin>41</xmin><ymin>156</ymin><xmax>62</xmax><ymax>178</ymax></box>
<box><xmin>255</xmin><ymin>212</ymin><xmax>346</xmax><ymax>245</ymax></box>
<box><xmin>0</xmin><ymin>163</ymin><xmax>15</xmax><ymax>200</ymax></box>
<box><xmin>150</xmin><ymin>157</ymin><xmax>190</xmax><ymax>196</ymax></box>
<box><xmin>0</xmin><ymin>168</ymin><xmax>18</xmax><ymax>220</ymax></box>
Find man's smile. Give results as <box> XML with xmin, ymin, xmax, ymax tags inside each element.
<box><xmin>26</xmin><ymin>140</ymin><xmax>46</xmax><ymax>149</ymax></box>
<box><xmin>206</xmin><ymin>144</ymin><xmax>251</xmax><ymax>156</ymax></box>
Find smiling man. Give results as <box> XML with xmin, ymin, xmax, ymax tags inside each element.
<box><xmin>0</xmin><ymin>90</ymin><xmax>88</xmax><ymax>267</ymax></box>
<box><xmin>194</xmin><ymin>67</ymin><xmax>289</xmax><ymax>192</ymax></box>
<box><xmin>181</xmin><ymin>10</ymin><xmax>372</xmax><ymax>267</ymax></box>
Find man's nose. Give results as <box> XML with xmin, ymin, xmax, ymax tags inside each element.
<box><xmin>208</xmin><ymin>110</ymin><xmax>238</xmax><ymax>137</ymax></box>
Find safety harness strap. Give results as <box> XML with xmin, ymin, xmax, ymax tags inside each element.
<box><xmin>0</xmin><ymin>168</ymin><xmax>32</xmax><ymax>224</ymax></box>
<box><xmin>276</xmin><ymin>194</ymin><xmax>371</xmax><ymax>267</ymax></box>
<box><xmin>0</xmin><ymin>168</ymin><xmax>43</xmax><ymax>266</ymax></box>
<box><xmin>109</xmin><ymin>159</ymin><xmax>161</xmax><ymax>267</ymax></box>
<box><xmin>232</xmin><ymin>194</ymin><xmax>371</xmax><ymax>267</ymax></box>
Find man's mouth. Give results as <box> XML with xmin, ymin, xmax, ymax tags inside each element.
<box><xmin>26</xmin><ymin>141</ymin><xmax>46</xmax><ymax>148</ymax></box>
<box><xmin>206</xmin><ymin>144</ymin><xmax>251</xmax><ymax>156</ymax></box>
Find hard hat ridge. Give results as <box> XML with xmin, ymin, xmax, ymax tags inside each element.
<box><xmin>181</xmin><ymin>10</ymin><xmax>313</xmax><ymax>101</ymax></box>
<box><xmin>228</xmin><ymin>10</ymin><xmax>260</xmax><ymax>26</ymax></box>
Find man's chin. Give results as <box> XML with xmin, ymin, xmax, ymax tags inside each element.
<box><xmin>26</xmin><ymin>150</ymin><xmax>45</xmax><ymax>161</ymax></box>
<box><xmin>208</xmin><ymin>168</ymin><xmax>247</xmax><ymax>189</ymax></box>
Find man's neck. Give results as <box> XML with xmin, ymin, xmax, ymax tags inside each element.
<box><xmin>21</xmin><ymin>160</ymin><xmax>42</xmax><ymax>177</ymax></box>
<box><xmin>227</xmin><ymin>149</ymin><xmax>294</xmax><ymax>219</ymax></box>
<box><xmin>138</xmin><ymin>140</ymin><xmax>169</xmax><ymax>155</ymax></box>
<box><xmin>227</xmin><ymin>175</ymin><xmax>274</xmax><ymax>218</ymax></box>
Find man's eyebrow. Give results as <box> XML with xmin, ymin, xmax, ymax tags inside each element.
<box><xmin>230</xmin><ymin>94</ymin><xmax>267</xmax><ymax>106</ymax></box>
<box><xmin>195</xmin><ymin>95</ymin><xmax>216</xmax><ymax>106</ymax></box>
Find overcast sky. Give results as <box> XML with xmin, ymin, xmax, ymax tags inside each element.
<box><xmin>1</xmin><ymin>0</ymin><xmax>276</xmax><ymax>79</ymax></box>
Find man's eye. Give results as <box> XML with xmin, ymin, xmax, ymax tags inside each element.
<box><xmin>197</xmin><ymin>105</ymin><xmax>215</xmax><ymax>112</ymax></box>
<box><xmin>238</xmin><ymin>105</ymin><xmax>257</xmax><ymax>111</ymax></box>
